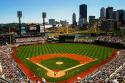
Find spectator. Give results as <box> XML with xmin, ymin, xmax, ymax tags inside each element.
<box><xmin>80</xmin><ymin>50</ymin><xmax>125</xmax><ymax>83</ymax></box>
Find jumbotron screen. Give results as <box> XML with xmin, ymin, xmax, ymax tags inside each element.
<box><xmin>27</xmin><ymin>24</ymin><xmax>40</xmax><ymax>33</ymax></box>
<box><xmin>29</xmin><ymin>26</ymin><xmax>37</xmax><ymax>30</ymax></box>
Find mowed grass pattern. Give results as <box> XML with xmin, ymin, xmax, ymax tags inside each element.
<box><xmin>40</xmin><ymin>57</ymin><xmax>80</xmax><ymax>70</ymax></box>
<box><xmin>16</xmin><ymin>43</ymin><xmax>114</xmax><ymax>82</ymax></box>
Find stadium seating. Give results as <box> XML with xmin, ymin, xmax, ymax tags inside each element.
<box><xmin>74</xmin><ymin>36</ymin><xmax>125</xmax><ymax>45</ymax></box>
<box><xmin>0</xmin><ymin>45</ymin><xmax>28</xmax><ymax>83</ymax></box>
<box><xmin>80</xmin><ymin>50</ymin><xmax>125</xmax><ymax>83</ymax></box>
<box><xmin>15</xmin><ymin>37</ymin><xmax>47</xmax><ymax>45</ymax></box>
<box><xmin>96</xmin><ymin>36</ymin><xmax>125</xmax><ymax>45</ymax></box>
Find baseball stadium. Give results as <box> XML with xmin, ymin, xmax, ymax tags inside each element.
<box><xmin>0</xmin><ymin>25</ymin><xmax>125</xmax><ymax>83</ymax></box>
<box><xmin>0</xmin><ymin>1</ymin><xmax>125</xmax><ymax>83</ymax></box>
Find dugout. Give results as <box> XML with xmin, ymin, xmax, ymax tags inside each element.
<box><xmin>59</xmin><ymin>35</ymin><xmax>75</xmax><ymax>43</ymax></box>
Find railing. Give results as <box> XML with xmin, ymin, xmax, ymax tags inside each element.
<box><xmin>0</xmin><ymin>77</ymin><xmax>10</xmax><ymax>83</ymax></box>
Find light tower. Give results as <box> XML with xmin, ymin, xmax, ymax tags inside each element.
<box><xmin>17</xmin><ymin>11</ymin><xmax>22</xmax><ymax>36</ymax></box>
<box><xmin>42</xmin><ymin>12</ymin><xmax>46</xmax><ymax>36</ymax></box>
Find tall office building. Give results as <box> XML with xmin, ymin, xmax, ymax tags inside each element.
<box><xmin>117</xmin><ymin>10</ymin><xmax>125</xmax><ymax>26</ymax></box>
<box><xmin>100</xmin><ymin>7</ymin><xmax>106</xmax><ymax>18</ymax></box>
<box><xmin>60</xmin><ymin>20</ymin><xmax>69</xmax><ymax>26</ymax></box>
<box><xmin>80</xmin><ymin>4</ymin><xmax>87</xmax><ymax>18</ymax></box>
<box><xmin>89</xmin><ymin>16</ymin><xmax>95</xmax><ymax>24</ymax></box>
<box><xmin>124</xmin><ymin>11</ymin><xmax>125</xmax><ymax>25</ymax></box>
<box><xmin>106</xmin><ymin>7</ymin><xmax>113</xmax><ymax>19</ymax></box>
<box><xmin>72</xmin><ymin>13</ymin><xmax>77</xmax><ymax>26</ymax></box>
<box><xmin>113</xmin><ymin>11</ymin><xmax>118</xmax><ymax>21</ymax></box>
<box><xmin>79</xmin><ymin>18</ymin><xmax>83</xmax><ymax>27</ymax></box>
<box><xmin>79</xmin><ymin>4</ymin><xmax>87</xmax><ymax>25</ymax></box>
<box><xmin>49</xmin><ymin>19</ymin><xmax>56</xmax><ymax>25</ymax></box>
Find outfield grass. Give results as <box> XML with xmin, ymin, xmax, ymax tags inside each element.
<box><xmin>16</xmin><ymin>43</ymin><xmax>115</xmax><ymax>82</ymax></box>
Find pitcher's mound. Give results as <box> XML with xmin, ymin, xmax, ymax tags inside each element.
<box><xmin>56</xmin><ymin>61</ymin><xmax>63</xmax><ymax>65</ymax></box>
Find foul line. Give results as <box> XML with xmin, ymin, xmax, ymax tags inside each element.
<box><xmin>64</xmin><ymin>63</ymin><xmax>86</xmax><ymax>72</ymax></box>
<box><xmin>27</xmin><ymin>58</ymin><xmax>53</xmax><ymax>72</ymax></box>
<box><xmin>27</xmin><ymin>58</ymin><xmax>96</xmax><ymax>77</ymax></box>
<box><xmin>28</xmin><ymin>57</ymin><xmax>88</xmax><ymax>73</ymax></box>
<box><xmin>35</xmin><ymin>63</ymin><xmax>53</xmax><ymax>72</ymax></box>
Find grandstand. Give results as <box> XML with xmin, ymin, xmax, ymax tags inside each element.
<box><xmin>0</xmin><ymin>45</ymin><xmax>27</xmax><ymax>83</ymax></box>
<box><xmin>81</xmin><ymin>50</ymin><xmax>125</xmax><ymax>83</ymax></box>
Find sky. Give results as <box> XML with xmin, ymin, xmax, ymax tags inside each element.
<box><xmin>0</xmin><ymin>0</ymin><xmax>125</xmax><ymax>24</ymax></box>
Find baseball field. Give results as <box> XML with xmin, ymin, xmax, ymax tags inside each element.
<box><xmin>15</xmin><ymin>43</ymin><xmax>115</xmax><ymax>82</ymax></box>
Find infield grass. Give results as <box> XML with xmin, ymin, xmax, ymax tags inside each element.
<box><xmin>40</xmin><ymin>57</ymin><xmax>80</xmax><ymax>70</ymax></box>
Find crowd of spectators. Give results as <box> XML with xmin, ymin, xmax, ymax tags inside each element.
<box><xmin>96</xmin><ymin>36</ymin><xmax>125</xmax><ymax>45</ymax></box>
<box><xmin>0</xmin><ymin>44</ymin><xmax>47</xmax><ymax>83</ymax></box>
<box><xmin>80</xmin><ymin>50</ymin><xmax>125</xmax><ymax>83</ymax></box>
<box><xmin>0</xmin><ymin>45</ymin><xmax>28</xmax><ymax>83</ymax></box>
<box><xmin>15</xmin><ymin>37</ymin><xmax>47</xmax><ymax>45</ymax></box>
<box><xmin>74</xmin><ymin>37</ymin><xmax>95</xmax><ymax>43</ymax></box>
<box><xmin>74</xmin><ymin>36</ymin><xmax>125</xmax><ymax>45</ymax></box>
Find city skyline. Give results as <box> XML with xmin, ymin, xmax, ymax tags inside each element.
<box><xmin>0</xmin><ymin>0</ymin><xmax>125</xmax><ymax>24</ymax></box>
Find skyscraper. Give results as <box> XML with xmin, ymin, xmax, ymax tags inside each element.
<box><xmin>100</xmin><ymin>7</ymin><xmax>106</xmax><ymax>18</ymax></box>
<box><xmin>113</xmin><ymin>11</ymin><xmax>118</xmax><ymax>21</ymax></box>
<box><xmin>60</xmin><ymin>20</ymin><xmax>69</xmax><ymax>26</ymax></box>
<box><xmin>117</xmin><ymin>10</ymin><xmax>125</xmax><ymax>26</ymax></box>
<box><xmin>79</xmin><ymin>18</ymin><xmax>84</xmax><ymax>27</ymax></box>
<box><xmin>106</xmin><ymin>7</ymin><xmax>113</xmax><ymax>19</ymax></box>
<box><xmin>72</xmin><ymin>13</ymin><xmax>77</xmax><ymax>27</ymax></box>
<box><xmin>79</xmin><ymin>4</ymin><xmax>87</xmax><ymax>27</ymax></box>
<box><xmin>49</xmin><ymin>19</ymin><xmax>56</xmax><ymax>25</ymax></box>
<box><xmin>79</xmin><ymin>4</ymin><xmax>87</xmax><ymax>19</ymax></box>
<box><xmin>89</xmin><ymin>16</ymin><xmax>95</xmax><ymax>24</ymax></box>
<box><xmin>123</xmin><ymin>11</ymin><xmax>125</xmax><ymax>25</ymax></box>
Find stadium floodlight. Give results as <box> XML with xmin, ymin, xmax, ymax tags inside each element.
<box><xmin>42</xmin><ymin>12</ymin><xmax>46</xmax><ymax>36</ymax></box>
<box><xmin>42</xmin><ymin>12</ymin><xmax>46</xmax><ymax>18</ymax></box>
<box><xmin>17</xmin><ymin>11</ymin><xmax>22</xmax><ymax>18</ymax></box>
<box><xmin>17</xmin><ymin>11</ymin><xmax>22</xmax><ymax>36</ymax></box>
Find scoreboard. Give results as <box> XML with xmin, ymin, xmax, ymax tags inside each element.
<box><xmin>27</xmin><ymin>24</ymin><xmax>40</xmax><ymax>33</ymax></box>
